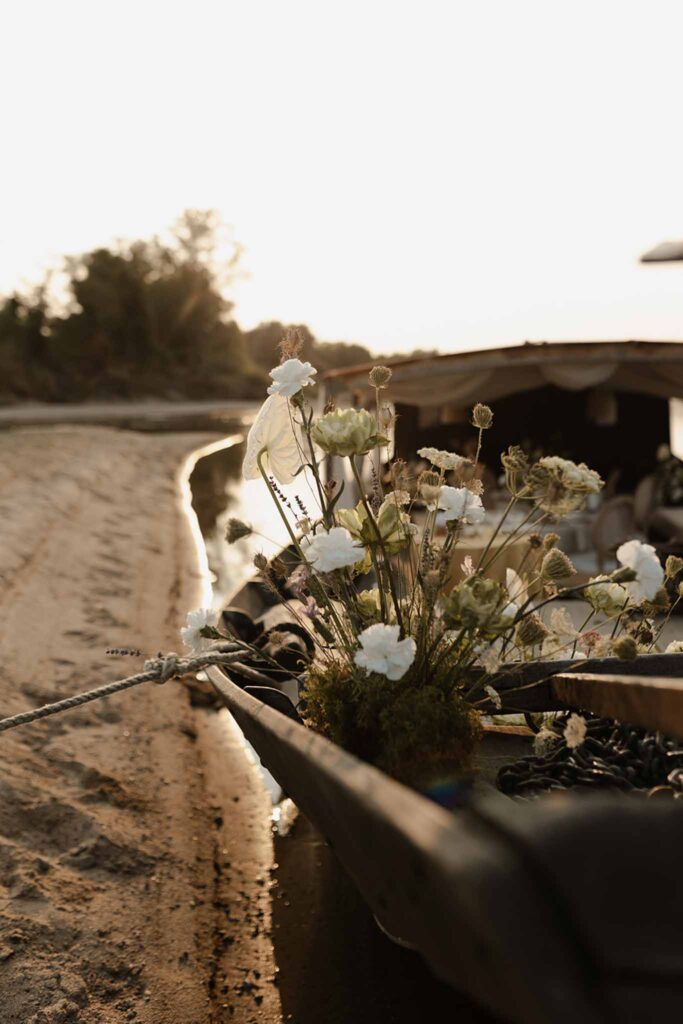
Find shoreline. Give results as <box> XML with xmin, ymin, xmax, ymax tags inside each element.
<box><xmin>0</xmin><ymin>424</ymin><xmax>279</xmax><ymax>1024</ymax></box>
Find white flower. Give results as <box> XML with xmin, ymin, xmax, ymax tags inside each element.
<box><xmin>666</xmin><ymin>640</ymin><xmax>683</xmax><ymax>654</ymax></box>
<box><xmin>242</xmin><ymin>394</ymin><xmax>303</xmax><ymax>485</ymax></box>
<box><xmin>437</xmin><ymin>486</ymin><xmax>485</xmax><ymax>524</ymax></box>
<box><xmin>267</xmin><ymin>358</ymin><xmax>317</xmax><ymax>398</ymax></box>
<box><xmin>616</xmin><ymin>539</ymin><xmax>664</xmax><ymax>603</ymax></box>
<box><xmin>354</xmin><ymin>623</ymin><xmax>416</xmax><ymax>680</ymax></box>
<box><xmin>484</xmin><ymin>684</ymin><xmax>502</xmax><ymax>710</ymax></box>
<box><xmin>564</xmin><ymin>712</ymin><xmax>587</xmax><ymax>749</ymax></box>
<box><xmin>301</xmin><ymin>527</ymin><xmax>363</xmax><ymax>573</ymax></box>
<box><xmin>181</xmin><ymin>607</ymin><xmax>219</xmax><ymax>653</ymax></box>
<box><xmin>417</xmin><ymin>447</ymin><xmax>469</xmax><ymax>472</ymax></box>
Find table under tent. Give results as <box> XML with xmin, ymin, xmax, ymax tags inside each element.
<box><xmin>322</xmin><ymin>340</ymin><xmax>683</xmax><ymax>583</ymax></box>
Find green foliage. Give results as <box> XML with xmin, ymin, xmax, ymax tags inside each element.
<box><xmin>301</xmin><ymin>656</ymin><xmax>481</xmax><ymax>785</ymax></box>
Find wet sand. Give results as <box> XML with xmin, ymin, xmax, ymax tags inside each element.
<box><xmin>0</xmin><ymin>426</ymin><xmax>280</xmax><ymax>1024</ymax></box>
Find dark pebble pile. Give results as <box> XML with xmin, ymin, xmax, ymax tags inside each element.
<box><xmin>497</xmin><ymin>713</ymin><xmax>683</xmax><ymax>799</ymax></box>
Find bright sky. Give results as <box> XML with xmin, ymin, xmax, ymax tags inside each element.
<box><xmin>2</xmin><ymin>0</ymin><xmax>683</xmax><ymax>354</ymax></box>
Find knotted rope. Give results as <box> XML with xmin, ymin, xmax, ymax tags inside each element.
<box><xmin>0</xmin><ymin>646</ymin><xmax>266</xmax><ymax>735</ymax></box>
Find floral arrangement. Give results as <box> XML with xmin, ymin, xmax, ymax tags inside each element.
<box><xmin>185</xmin><ymin>335</ymin><xmax>683</xmax><ymax>787</ymax></box>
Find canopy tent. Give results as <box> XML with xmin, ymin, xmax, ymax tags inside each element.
<box><xmin>323</xmin><ymin>341</ymin><xmax>683</xmax><ymax>410</ymax></box>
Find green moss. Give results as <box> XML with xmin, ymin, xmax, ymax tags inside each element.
<box><xmin>300</xmin><ymin>656</ymin><xmax>482</xmax><ymax>788</ymax></box>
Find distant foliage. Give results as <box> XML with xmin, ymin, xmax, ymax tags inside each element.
<box><xmin>243</xmin><ymin>321</ymin><xmax>373</xmax><ymax>375</ymax></box>
<box><xmin>0</xmin><ymin>211</ymin><xmax>372</xmax><ymax>404</ymax></box>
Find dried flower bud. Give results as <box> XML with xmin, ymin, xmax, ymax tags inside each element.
<box><xmin>423</xmin><ymin>569</ymin><xmax>441</xmax><ymax>594</ymax></box>
<box><xmin>541</xmin><ymin>548</ymin><xmax>575</xmax><ymax>581</ymax></box>
<box><xmin>225</xmin><ymin>517</ymin><xmax>252</xmax><ymax>543</ymax></box>
<box><xmin>612</xmin><ymin>634</ymin><xmax>638</xmax><ymax>660</ymax></box>
<box><xmin>542</xmin><ymin>532</ymin><xmax>560</xmax><ymax>550</ymax></box>
<box><xmin>515</xmin><ymin>614</ymin><xmax>549</xmax><ymax>648</ymax></box>
<box><xmin>378</xmin><ymin>404</ymin><xmax>394</xmax><ymax>429</ymax></box>
<box><xmin>323</xmin><ymin>479</ymin><xmax>337</xmax><ymax>498</ymax></box>
<box><xmin>471</xmin><ymin>403</ymin><xmax>493</xmax><ymax>429</ymax></box>
<box><xmin>642</xmin><ymin>588</ymin><xmax>670</xmax><ymax>615</ymax></box>
<box><xmin>323</xmin><ymin>397</ymin><xmax>336</xmax><ymax>414</ymax></box>
<box><xmin>253</xmin><ymin>553</ymin><xmax>268</xmax><ymax>571</ymax></box>
<box><xmin>391</xmin><ymin>459</ymin><xmax>409</xmax><ymax>490</ymax></box>
<box><xmin>527</xmin><ymin>532</ymin><xmax>543</xmax><ymax>549</ymax></box>
<box><xmin>611</xmin><ymin>565</ymin><xmax>638</xmax><ymax>584</ymax></box>
<box><xmin>465</xmin><ymin>477</ymin><xmax>484</xmax><ymax>496</ymax></box>
<box><xmin>665</xmin><ymin>555</ymin><xmax>683</xmax><ymax>580</ymax></box>
<box><xmin>368</xmin><ymin>365</ymin><xmax>392</xmax><ymax>389</ymax></box>
<box><xmin>501</xmin><ymin>445</ymin><xmax>529</xmax><ymax>493</ymax></box>
<box><xmin>269</xmin><ymin>557</ymin><xmax>287</xmax><ymax>579</ymax></box>
<box><xmin>278</xmin><ymin>326</ymin><xmax>304</xmax><ymax>360</ymax></box>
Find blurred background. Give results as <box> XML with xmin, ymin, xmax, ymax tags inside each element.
<box><xmin>2</xmin><ymin>0</ymin><xmax>683</xmax><ymax>405</ymax></box>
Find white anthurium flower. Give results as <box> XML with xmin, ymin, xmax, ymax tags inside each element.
<box><xmin>301</xmin><ymin>527</ymin><xmax>364</xmax><ymax>573</ymax></box>
<box><xmin>616</xmin><ymin>539</ymin><xmax>664</xmax><ymax>603</ymax></box>
<box><xmin>437</xmin><ymin>486</ymin><xmax>485</xmax><ymax>524</ymax></box>
<box><xmin>267</xmin><ymin>358</ymin><xmax>317</xmax><ymax>398</ymax></box>
<box><xmin>242</xmin><ymin>394</ymin><xmax>303</xmax><ymax>485</ymax></box>
<box><xmin>354</xmin><ymin>623</ymin><xmax>416</xmax><ymax>681</ymax></box>
<box><xmin>181</xmin><ymin>607</ymin><xmax>219</xmax><ymax>653</ymax></box>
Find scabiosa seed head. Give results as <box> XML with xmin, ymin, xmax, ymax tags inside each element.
<box><xmin>471</xmin><ymin>403</ymin><xmax>493</xmax><ymax>429</ymax></box>
<box><xmin>515</xmin><ymin>613</ymin><xmax>549</xmax><ymax>648</ymax></box>
<box><xmin>541</xmin><ymin>548</ymin><xmax>575</xmax><ymax>581</ymax></box>
<box><xmin>612</xmin><ymin>634</ymin><xmax>638</xmax><ymax>660</ymax></box>
<box><xmin>225</xmin><ymin>517</ymin><xmax>252</xmax><ymax>543</ymax></box>
<box><xmin>368</xmin><ymin>365</ymin><xmax>392</xmax><ymax>389</ymax></box>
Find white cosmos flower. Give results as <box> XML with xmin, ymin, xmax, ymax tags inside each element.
<box><xmin>417</xmin><ymin>447</ymin><xmax>468</xmax><ymax>472</ymax></box>
<box><xmin>267</xmin><ymin>358</ymin><xmax>317</xmax><ymax>398</ymax></box>
<box><xmin>242</xmin><ymin>394</ymin><xmax>303</xmax><ymax>485</ymax></box>
<box><xmin>616</xmin><ymin>539</ymin><xmax>664</xmax><ymax>603</ymax></box>
<box><xmin>354</xmin><ymin>623</ymin><xmax>416</xmax><ymax>680</ymax></box>
<box><xmin>301</xmin><ymin>527</ymin><xmax>363</xmax><ymax>572</ymax></box>
<box><xmin>437</xmin><ymin>486</ymin><xmax>485</xmax><ymax>524</ymax></box>
<box><xmin>181</xmin><ymin>607</ymin><xmax>219</xmax><ymax>653</ymax></box>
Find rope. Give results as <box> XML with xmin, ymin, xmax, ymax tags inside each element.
<box><xmin>0</xmin><ymin>645</ymin><xmax>256</xmax><ymax>735</ymax></box>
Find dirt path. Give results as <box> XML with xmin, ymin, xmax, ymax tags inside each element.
<box><xmin>0</xmin><ymin>426</ymin><xmax>280</xmax><ymax>1024</ymax></box>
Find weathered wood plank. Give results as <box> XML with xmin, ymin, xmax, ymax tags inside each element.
<box><xmin>550</xmin><ymin>672</ymin><xmax>683</xmax><ymax>738</ymax></box>
<box><xmin>490</xmin><ymin>653</ymin><xmax>683</xmax><ymax>716</ymax></box>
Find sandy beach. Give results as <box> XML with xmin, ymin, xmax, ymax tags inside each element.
<box><xmin>0</xmin><ymin>426</ymin><xmax>280</xmax><ymax>1024</ymax></box>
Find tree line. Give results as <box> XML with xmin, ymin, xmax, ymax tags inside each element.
<box><xmin>0</xmin><ymin>211</ymin><xmax>430</xmax><ymax>404</ymax></box>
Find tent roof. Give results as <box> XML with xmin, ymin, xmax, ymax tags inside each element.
<box><xmin>323</xmin><ymin>340</ymin><xmax>683</xmax><ymax>409</ymax></box>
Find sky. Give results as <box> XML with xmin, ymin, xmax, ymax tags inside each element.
<box><xmin>2</xmin><ymin>0</ymin><xmax>683</xmax><ymax>354</ymax></box>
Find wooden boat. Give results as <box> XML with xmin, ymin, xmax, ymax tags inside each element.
<box><xmin>207</xmin><ymin>573</ymin><xmax>683</xmax><ymax>1024</ymax></box>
